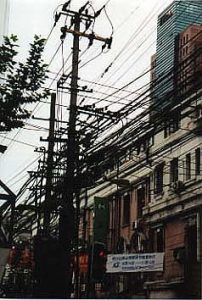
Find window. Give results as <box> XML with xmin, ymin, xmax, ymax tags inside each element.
<box><xmin>109</xmin><ymin>162</ymin><xmax>115</xmax><ymax>172</ymax></box>
<box><xmin>159</xmin><ymin>10</ymin><xmax>173</xmax><ymax>26</ymax></box>
<box><xmin>153</xmin><ymin>227</ymin><xmax>164</xmax><ymax>252</ymax></box>
<box><xmin>145</xmin><ymin>177</ymin><xmax>151</xmax><ymax>204</ymax></box>
<box><xmin>185</xmin><ymin>216</ymin><xmax>198</xmax><ymax>262</ymax></box>
<box><xmin>164</xmin><ymin>112</ymin><xmax>180</xmax><ymax>138</ymax></box>
<box><xmin>170</xmin><ymin>158</ymin><xmax>178</xmax><ymax>183</ymax></box>
<box><xmin>137</xmin><ymin>187</ymin><xmax>145</xmax><ymax>218</ymax></box>
<box><xmin>195</xmin><ymin>105</ymin><xmax>202</xmax><ymax>118</ymax></box>
<box><xmin>122</xmin><ymin>194</ymin><xmax>130</xmax><ymax>226</ymax></box>
<box><xmin>185</xmin><ymin>153</ymin><xmax>191</xmax><ymax>180</ymax></box>
<box><xmin>195</xmin><ymin>148</ymin><xmax>201</xmax><ymax>175</ymax></box>
<box><xmin>171</xmin><ymin>113</ymin><xmax>180</xmax><ymax>133</ymax></box>
<box><xmin>186</xmin><ymin>34</ymin><xmax>189</xmax><ymax>43</ymax></box>
<box><xmin>154</xmin><ymin>163</ymin><xmax>164</xmax><ymax>194</ymax></box>
<box><xmin>150</xmin><ymin>134</ymin><xmax>155</xmax><ymax>147</ymax></box>
<box><xmin>188</xmin><ymin>224</ymin><xmax>197</xmax><ymax>261</ymax></box>
<box><xmin>185</xmin><ymin>46</ymin><xmax>188</xmax><ymax>55</ymax></box>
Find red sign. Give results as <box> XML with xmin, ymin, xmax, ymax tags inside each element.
<box><xmin>79</xmin><ymin>254</ymin><xmax>89</xmax><ymax>273</ymax></box>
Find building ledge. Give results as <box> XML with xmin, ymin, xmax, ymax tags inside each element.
<box><xmin>144</xmin><ymin>277</ymin><xmax>184</xmax><ymax>290</ymax></box>
<box><xmin>142</xmin><ymin>181</ymin><xmax>202</xmax><ymax>222</ymax></box>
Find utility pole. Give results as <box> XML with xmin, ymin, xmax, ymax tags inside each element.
<box><xmin>58</xmin><ymin>3</ymin><xmax>112</xmax><ymax>297</ymax></box>
<box><xmin>60</xmin><ymin>11</ymin><xmax>80</xmax><ymax>245</ymax></box>
<box><xmin>33</xmin><ymin>93</ymin><xmax>59</xmax><ymax>298</ymax></box>
<box><xmin>0</xmin><ymin>180</ymin><xmax>16</xmax><ymax>245</ymax></box>
<box><xmin>43</xmin><ymin>93</ymin><xmax>56</xmax><ymax>235</ymax></box>
<box><xmin>59</xmin><ymin>12</ymin><xmax>81</xmax><ymax>299</ymax></box>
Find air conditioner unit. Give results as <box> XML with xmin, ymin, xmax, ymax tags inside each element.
<box><xmin>170</xmin><ymin>180</ymin><xmax>185</xmax><ymax>193</ymax></box>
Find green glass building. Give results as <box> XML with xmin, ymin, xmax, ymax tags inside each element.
<box><xmin>155</xmin><ymin>0</ymin><xmax>202</xmax><ymax>108</ymax></box>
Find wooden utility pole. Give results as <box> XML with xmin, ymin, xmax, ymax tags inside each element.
<box><xmin>43</xmin><ymin>93</ymin><xmax>56</xmax><ymax>235</ymax></box>
<box><xmin>58</xmin><ymin>4</ymin><xmax>112</xmax><ymax>298</ymax></box>
<box><xmin>58</xmin><ymin>13</ymin><xmax>81</xmax><ymax>299</ymax></box>
<box><xmin>62</xmin><ymin>11</ymin><xmax>80</xmax><ymax>226</ymax></box>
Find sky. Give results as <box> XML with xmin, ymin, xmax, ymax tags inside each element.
<box><xmin>0</xmin><ymin>0</ymin><xmax>174</xmax><ymax>197</ymax></box>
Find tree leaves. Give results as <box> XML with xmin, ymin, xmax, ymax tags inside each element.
<box><xmin>0</xmin><ymin>35</ymin><xmax>50</xmax><ymax>132</ymax></box>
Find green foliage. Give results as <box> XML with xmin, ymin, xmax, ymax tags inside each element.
<box><xmin>0</xmin><ymin>34</ymin><xmax>50</xmax><ymax>131</ymax></box>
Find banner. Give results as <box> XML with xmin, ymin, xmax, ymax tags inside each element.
<box><xmin>93</xmin><ymin>197</ymin><xmax>109</xmax><ymax>244</ymax></box>
<box><xmin>106</xmin><ymin>252</ymin><xmax>164</xmax><ymax>273</ymax></box>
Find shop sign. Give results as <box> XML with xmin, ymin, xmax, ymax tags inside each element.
<box><xmin>79</xmin><ymin>253</ymin><xmax>89</xmax><ymax>273</ymax></box>
<box><xmin>106</xmin><ymin>252</ymin><xmax>164</xmax><ymax>273</ymax></box>
<box><xmin>93</xmin><ymin>197</ymin><xmax>109</xmax><ymax>244</ymax></box>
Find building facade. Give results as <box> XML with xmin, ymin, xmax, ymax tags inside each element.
<box><xmin>154</xmin><ymin>0</ymin><xmax>202</xmax><ymax>108</ymax></box>
<box><xmin>77</xmin><ymin>2</ymin><xmax>202</xmax><ymax>298</ymax></box>
<box><xmin>177</xmin><ymin>24</ymin><xmax>202</xmax><ymax>96</ymax></box>
<box><xmin>79</xmin><ymin>88</ymin><xmax>202</xmax><ymax>299</ymax></box>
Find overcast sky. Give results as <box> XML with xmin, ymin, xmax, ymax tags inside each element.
<box><xmin>0</xmin><ymin>0</ymin><xmax>173</xmax><ymax>196</ymax></box>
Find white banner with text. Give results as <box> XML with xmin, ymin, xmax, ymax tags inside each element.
<box><xmin>106</xmin><ymin>252</ymin><xmax>164</xmax><ymax>273</ymax></box>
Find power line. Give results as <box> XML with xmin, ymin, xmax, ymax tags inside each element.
<box><xmin>0</xmin><ymin>136</ymin><xmax>38</xmax><ymax>148</ymax></box>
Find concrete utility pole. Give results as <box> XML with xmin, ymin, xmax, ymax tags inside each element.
<box><xmin>58</xmin><ymin>3</ymin><xmax>112</xmax><ymax>297</ymax></box>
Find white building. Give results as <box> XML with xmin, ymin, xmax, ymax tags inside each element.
<box><xmin>79</xmin><ymin>87</ymin><xmax>202</xmax><ymax>299</ymax></box>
